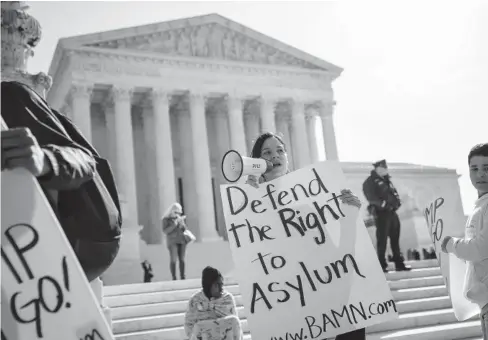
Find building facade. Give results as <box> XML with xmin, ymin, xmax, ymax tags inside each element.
<box><xmin>46</xmin><ymin>14</ymin><xmax>466</xmax><ymax>284</ymax></box>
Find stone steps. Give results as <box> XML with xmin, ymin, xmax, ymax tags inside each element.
<box><xmin>104</xmin><ymin>260</ymin><xmax>483</xmax><ymax>340</ymax></box>
<box><xmin>112</xmin><ymin>307</ymin><xmax>480</xmax><ymax>339</ymax></box>
<box><xmin>110</xmin><ymin>294</ymin><xmax>452</xmax><ymax>320</ymax></box>
<box><xmin>105</xmin><ymin>260</ymin><xmax>440</xmax><ymax>297</ymax></box>
<box><xmin>366</xmin><ymin>320</ymin><xmax>482</xmax><ymax>340</ymax></box>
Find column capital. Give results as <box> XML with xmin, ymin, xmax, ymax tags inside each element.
<box><xmin>226</xmin><ymin>89</ymin><xmax>249</xmax><ymax>101</ymax></box>
<box><xmin>258</xmin><ymin>96</ymin><xmax>279</xmax><ymax>107</ymax></box>
<box><xmin>111</xmin><ymin>86</ymin><xmax>134</xmax><ymax>103</ymax></box>
<box><xmin>226</xmin><ymin>95</ymin><xmax>246</xmax><ymax>112</ymax></box>
<box><xmin>288</xmin><ymin>96</ymin><xmax>308</xmax><ymax>105</ymax></box>
<box><xmin>150</xmin><ymin>88</ymin><xmax>173</xmax><ymax>104</ymax></box>
<box><xmin>188</xmin><ymin>92</ymin><xmax>210</xmax><ymax>104</ymax></box>
<box><xmin>305</xmin><ymin>107</ymin><xmax>318</xmax><ymax>120</ymax></box>
<box><xmin>319</xmin><ymin>101</ymin><xmax>335</xmax><ymax>118</ymax></box>
<box><xmin>60</xmin><ymin>102</ymin><xmax>72</xmax><ymax>118</ymax></box>
<box><xmin>69</xmin><ymin>82</ymin><xmax>93</xmax><ymax>100</ymax></box>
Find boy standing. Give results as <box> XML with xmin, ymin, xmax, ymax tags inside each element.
<box><xmin>441</xmin><ymin>143</ymin><xmax>488</xmax><ymax>339</ymax></box>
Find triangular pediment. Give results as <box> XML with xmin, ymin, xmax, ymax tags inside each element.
<box><xmin>60</xmin><ymin>14</ymin><xmax>341</xmax><ymax>72</ymax></box>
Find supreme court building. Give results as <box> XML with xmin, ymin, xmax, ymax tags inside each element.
<box><xmin>46</xmin><ymin>14</ymin><xmax>466</xmax><ymax>284</ymax></box>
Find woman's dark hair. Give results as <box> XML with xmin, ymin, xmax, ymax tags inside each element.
<box><xmin>250</xmin><ymin>132</ymin><xmax>287</xmax><ymax>158</ymax></box>
<box><xmin>201</xmin><ymin>266</ymin><xmax>223</xmax><ymax>298</ymax></box>
<box><xmin>468</xmin><ymin>143</ymin><xmax>488</xmax><ymax>164</ymax></box>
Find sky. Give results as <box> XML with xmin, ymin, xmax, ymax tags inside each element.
<box><xmin>26</xmin><ymin>1</ymin><xmax>488</xmax><ymax>214</ymax></box>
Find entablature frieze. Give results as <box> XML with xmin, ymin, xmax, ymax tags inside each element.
<box><xmin>67</xmin><ymin>48</ymin><xmax>333</xmax><ymax>91</ymax></box>
<box><xmin>69</xmin><ymin>70</ymin><xmax>334</xmax><ymax>108</ymax></box>
<box><xmin>70</xmin><ymin>46</ymin><xmax>330</xmax><ymax>76</ymax></box>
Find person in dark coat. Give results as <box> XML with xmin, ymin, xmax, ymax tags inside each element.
<box><xmin>142</xmin><ymin>260</ymin><xmax>154</xmax><ymax>283</ymax></box>
<box><xmin>363</xmin><ymin>160</ymin><xmax>411</xmax><ymax>273</ymax></box>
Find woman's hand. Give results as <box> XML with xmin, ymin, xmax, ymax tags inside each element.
<box><xmin>245</xmin><ymin>175</ymin><xmax>260</xmax><ymax>188</ymax></box>
<box><xmin>339</xmin><ymin>189</ymin><xmax>362</xmax><ymax>209</ymax></box>
<box><xmin>177</xmin><ymin>215</ymin><xmax>187</xmax><ymax>228</ymax></box>
<box><xmin>441</xmin><ymin>236</ymin><xmax>454</xmax><ymax>253</ymax></box>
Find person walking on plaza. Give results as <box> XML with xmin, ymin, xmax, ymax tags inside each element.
<box><xmin>162</xmin><ymin>202</ymin><xmax>195</xmax><ymax>280</ymax></box>
<box><xmin>441</xmin><ymin>143</ymin><xmax>488</xmax><ymax>340</ymax></box>
<box><xmin>362</xmin><ymin>160</ymin><xmax>411</xmax><ymax>273</ymax></box>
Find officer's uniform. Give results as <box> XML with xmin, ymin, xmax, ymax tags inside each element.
<box><xmin>363</xmin><ymin>160</ymin><xmax>410</xmax><ymax>272</ymax></box>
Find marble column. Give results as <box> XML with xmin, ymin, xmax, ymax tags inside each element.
<box><xmin>101</xmin><ymin>86</ymin><xmax>141</xmax><ymax>284</ymax></box>
<box><xmin>141</xmin><ymin>101</ymin><xmax>159</xmax><ymax>244</ymax></box>
<box><xmin>101</xmin><ymin>101</ymin><xmax>117</xmax><ymax>179</ymax></box>
<box><xmin>259</xmin><ymin>97</ymin><xmax>276</xmax><ymax>133</ymax></box>
<box><xmin>305</xmin><ymin>108</ymin><xmax>319</xmax><ymax>164</ymax></box>
<box><xmin>151</xmin><ymin>89</ymin><xmax>177</xmax><ymax>242</ymax></box>
<box><xmin>111</xmin><ymin>86</ymin><xmax>139</xmax><ymax>226</ymax></box>
<box><xmin>188</xmin><ymin>93</ymin><xmax>219</xmax><ymax>242</ymax></box>
<box><xmin>212</xmin><ymin>107</ymin><xmax>230</xmax><ymax>240</ymax></box>
<box><xmin>227</xmin><ymin>95</ymin><xmax>247</xmax><ymax>155</ymax></box>
<box><xmin>276</xmin><ymin>113</ymin><xmax>294</xmax><ymax>171</ymax></box>
<box><xmin>320</xmin><ymin>101</ymin><xmax>339</xmax><ymax>161</ymax></box>
<box><xmin>70</xmin><ymin>83</ymin><xmax>93</xmax><ymax>142</ymax></box>
<box><xmin>177</xmin><ymin>104</ymin><xmax>199</xmax><ymax>240</ymax></box>
<box><xmin>290</xmin><ymin>99</ymin><xmax>311</xmax><ymax>168</ymax></box>
<box><xmin>60</xmin><ymin>102</ymin><xmax>72</xmax><ymax>121</ymax></box>
<box><xmin>244</xmin><ymin>105</ymin><xmax>260</xmax><ymax>155</ymax></box>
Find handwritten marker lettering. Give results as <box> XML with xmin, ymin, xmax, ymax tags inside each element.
<box><xmin>424</xmin><ymin>197</ymin><xmax>445</xmax><ymax>254</ymax></box>
<box><xmin>220</xmin><ymin>164</ymin><xmax>399</xmax><ymax>339</ymax></box>
<box><xmin>80</xmin><ymin>328</ymin><xmax>105</xmax><ymax>340</ymax></box>
<box><xmin>1</xmin><ymin>223</ymin><xmax>39</xmax><ymax>284</ymax></box>
<box><xmin>1</xmin><ymin>223</ymin><xmax>72</xmax><ymax>338</ymax></box>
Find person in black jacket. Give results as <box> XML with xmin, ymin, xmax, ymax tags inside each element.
<box><xmin>363</xmin><ymin>160</ymin><xmax>411</xmax><ymax>273</ymax></box>
<box><xmin>142</xmin><ymin>261</ymin><xmax>154</xmax><ymax>283</ymax></box>
<box><xmin>1</xmin><ymin>80</ymin><xmax>121</xmax><ymax>282</ymax></box>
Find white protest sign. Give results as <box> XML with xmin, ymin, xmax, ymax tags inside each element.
<box><xmin>423</xmin><ymin>196</ymin><xmax>479</xmax><ymax>321</ymax></box>
<box><xmin>220</xmin><ymin>161</ymin><xmax>398</xmax><ymax>339</ymax></box>
<box><xmin>1</xmin><ymin>169</ymin><xmax>115</xmax><ymax>340</ymax></box>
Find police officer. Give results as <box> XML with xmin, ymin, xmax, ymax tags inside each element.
<box><xmin>363</xmin><ymin>160</ymin><xmax>411</xmax><ymax>273</ymax></box>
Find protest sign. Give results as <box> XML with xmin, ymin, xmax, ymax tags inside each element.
<box><xmin>220</xmin><ymin>161</ymin><xmax>398</xmax><ymax>339</ymax></box>
<box><xmin>423</xmin><ymin>196</ymin><xmax>479</xmax><ymax>321</ymax></box>
<box><xmin>1</xmin><ymin>169</ymin><xmax>114</xmax><ymax>340</ymax></box>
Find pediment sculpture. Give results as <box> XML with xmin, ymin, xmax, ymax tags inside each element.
<box><xmin>87</xmin><ymin>23</ymin><xmax>322</xmax><ymax>70</ymax></box>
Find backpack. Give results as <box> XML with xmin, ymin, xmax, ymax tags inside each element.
<box><xmin>1</xmin><ymin>81</ymin><xmax>122</xmax><ymax>278</ymax></box>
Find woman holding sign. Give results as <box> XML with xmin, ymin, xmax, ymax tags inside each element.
<box><xmin>246</xmin><ymin>132</ymin><xmax>366</xmax><ymax>340</ymax></box>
